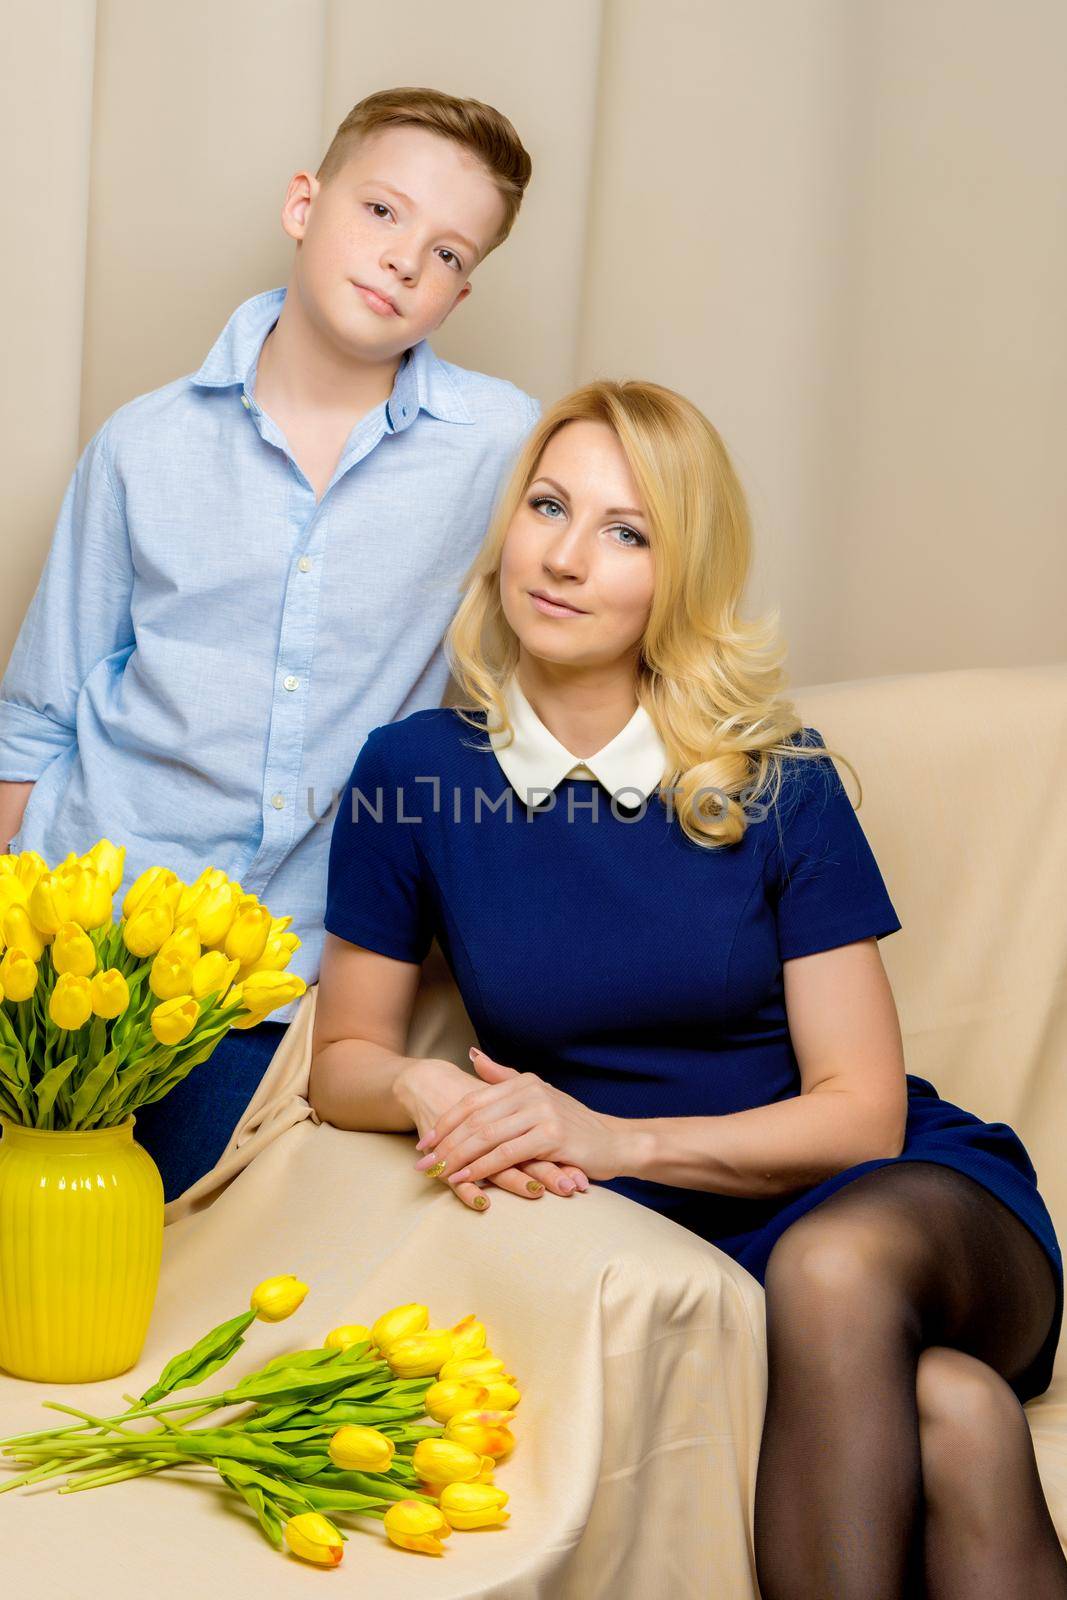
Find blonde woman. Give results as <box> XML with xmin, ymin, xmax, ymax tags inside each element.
<box><xmin>310</xmin><ymin>380</ymin><xmax>1066</xmax><ymax>1597</ymax></box>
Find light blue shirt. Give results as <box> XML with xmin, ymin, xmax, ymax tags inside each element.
<box><xmin>0</xmin><ymin>286</ymin><xmax>541</xmax><ymax>1023</ymax></box>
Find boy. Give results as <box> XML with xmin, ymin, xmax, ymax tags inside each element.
<box><xmin>0</xmin><ymin>87</ymin><xmax>540</xmax><ymax>1199</ymax></box>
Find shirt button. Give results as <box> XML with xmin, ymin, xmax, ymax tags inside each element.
<box><xmin>298</xmin><ymin>556</ymin><xmax>312</xmax><ymax>573</ymax></box>
<box><xmin>271</xmin><ymin>793</ymin><xmax>286</xmax><ymax>810</ymax></box>
<box><xmin>240</xmin><ymin>395</ymin><xmax>251</xmax><ymax>409</ymax></box>
<box><xmin>283</xmin><ymin>674</ymin><xmax>300</xmax><ymax>692</ymax></box>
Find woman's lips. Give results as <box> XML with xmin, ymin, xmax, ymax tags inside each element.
<box><xmin>529</xmin><ymin>591</ymin><xmax>587</xmax><ymax>618</ymax></box>
<box><xmin>354</xmin><ymin>283</ymin><xmax>399</xmax><ymax>317</ymax></box>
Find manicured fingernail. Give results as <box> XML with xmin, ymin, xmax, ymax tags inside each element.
<box><xmin>526</xmin><ymin>1179</ymin><xmax>544</xmax><ymax>1194</ymax></box>
<box><xmin>558</xmin><ymin>1179</ymin><xmax>574</xmax><ymax>1193</ymax></box>
<box><xmin>451</xmin><ymin>1167</ymin><xmax>471</xmax><ymax>1182</ymax></box>
<box><xmin>469</xmin><ymin>1047</ymin><xmax>479</xmax><ymax>1060</ymax></box>
<box><xmin>426</xmin><ymin>1160</ymin><xmax>447</xmax><ymax>1178</ymax></box>
<box><xmin>472</xmin><ymin>1195</ymin><xmax>488</xmax><ymax>1210</ymax></box>
<box><xmin>575</xmin><ymin>1177</ymin><xmax>589</xmax><ymax>1192</ymax></box>
<box><xmin>414</xmin><ymin>1152</ymin><xmax>435</xmax><ymax>1169</ymax></box>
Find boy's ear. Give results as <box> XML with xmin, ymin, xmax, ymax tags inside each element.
<box><xmin>281</xmin><ymin>171</ymin><xmax>318</xmax><ymax>243</ymax></box>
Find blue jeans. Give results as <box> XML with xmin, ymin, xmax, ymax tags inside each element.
<box><xmin>132</xmin><ymin>1019</ymin><xmax>290</xmax><ymax>1204</ymax></box>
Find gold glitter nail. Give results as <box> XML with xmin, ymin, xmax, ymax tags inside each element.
<box><xmin>472</xmin><ymin>1195</ymin><xmax>488</xmax><ymax>1209</ymax></box>
<box><xmin>526</xmin><ymin>1179</ymin><xmax>544</xmax><ymax>1194</ymax></box>
<box><xmin>427</xmin><ymin>1160</ymin><xmax>447</xmax><ymax>1179</ymax></box>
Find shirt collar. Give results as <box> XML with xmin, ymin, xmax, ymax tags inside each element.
<box><xmin>189</xmin><ymin>286</ymin><xmax>473</xmax><ymax>431</ymax></box>
<box><xmin>487</xmin><ymin>673</ymin><xmax>669</xmax><ymax>804</ymax></box>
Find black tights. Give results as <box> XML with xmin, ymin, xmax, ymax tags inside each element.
<box><xmin>753</xmin><ymin>1160</ymin><xmax>1066</xmax><ymax>1599</ymax></box>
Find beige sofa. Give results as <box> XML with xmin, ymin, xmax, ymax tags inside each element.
<box><xmin>2</xmin><ymin>664</ymin><xmax>1065</xmax><ymax>1597</ymax></box>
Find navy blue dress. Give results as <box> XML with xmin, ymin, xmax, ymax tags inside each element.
<box><xmin>324</xmin><ymin>709</ymin><xmax>1063</xmax><ymax>1403</ymax></box>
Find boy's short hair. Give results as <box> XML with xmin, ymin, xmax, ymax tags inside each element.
<box><xmin>316</xmin><ymin>86</ymin><xmax>532</xmax><ymax>260</ymax></box>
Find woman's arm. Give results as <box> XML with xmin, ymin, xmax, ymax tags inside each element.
<box><xmin>621</xmin><ymin>938</ymin><xmax>908</xmax><ymax>1198</ymax></box>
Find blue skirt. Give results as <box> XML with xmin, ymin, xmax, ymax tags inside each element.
<box><xmin>132</xmin><ymin>1019</ymin><xmax>290</xmax><ymax>1204</ymax></box>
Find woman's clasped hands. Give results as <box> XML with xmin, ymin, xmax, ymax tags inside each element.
<box><xmin>413</xmin><ymin>1046</ymin><xmax>629</xmax><ymax>1211</ymax></box>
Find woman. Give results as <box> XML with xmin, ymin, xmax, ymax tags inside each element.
<box><xmin>310</xmin><ymin>379</ymin><xmax>1066</xmax><ymax>1597</ymax></box>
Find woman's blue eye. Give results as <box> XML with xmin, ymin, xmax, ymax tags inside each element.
<box><xmin>528</xmin><ymin>495</ymin><xmax>647</xmax><ymax>547</ymax></box>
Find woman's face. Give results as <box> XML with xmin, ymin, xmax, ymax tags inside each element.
<box><xmin>499</xmin><ymin>421</ymin><xmax>655</xmax><ymax>672</ymax></box>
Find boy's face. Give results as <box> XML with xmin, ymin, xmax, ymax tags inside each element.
<box><xmin>281</xmin><ymin>124</ymin><xmax>507</xmax><ymax>359</ymax></box>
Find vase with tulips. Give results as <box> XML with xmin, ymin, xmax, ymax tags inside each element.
<box><xmin>0</xmin><ymin>838</ymin><xmax>306</xmax><ymax>1383</ymax></box>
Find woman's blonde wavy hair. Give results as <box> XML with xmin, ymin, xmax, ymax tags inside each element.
<box><xmin>444</xmin><ymin>379</ymin><xmax>861</xmax><ymax>850</ymax></box>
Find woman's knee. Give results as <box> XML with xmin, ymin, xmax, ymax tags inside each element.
<box><xmin>764</xmin><ymin>1209</ymin><xmax>926</xmax><ymax>1316</ymax></box>
<box><xmin>916</xmin><ymin>1345</ymin><xmax>1030</xmax><ymax>1501</ymax></box>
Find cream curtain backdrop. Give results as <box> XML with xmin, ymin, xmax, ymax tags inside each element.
<box><xmin>2</xmin><ymin>0</ymin><xmax>1065</xmax><ymax>687</ymax></box>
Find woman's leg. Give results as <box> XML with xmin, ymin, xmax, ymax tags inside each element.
<box><xmin>916</xmin><ymin>1345</ymin><xmax>1067</xmax><ymax>1600</ymax></box>
<box><xmin>752</xmin><ymin>1160</ymin><xmax>1063</xmax><ymax>1600</ymax></box>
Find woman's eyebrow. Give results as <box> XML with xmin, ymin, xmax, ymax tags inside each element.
<box><xmin>532</xmin><ymin>475</ymin><xmax>646</xmax><ymax>519</ymax></box>
<box><xmin>364</xmin><ymin>179</ymin><xmax>478</xmax><ymax>257</ymax></box>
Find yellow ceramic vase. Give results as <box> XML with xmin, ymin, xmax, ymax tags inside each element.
<box><xmin>0</xmin><ymin>1114</ymin><xmax>164</xmax><ymax>1383</ymax></box>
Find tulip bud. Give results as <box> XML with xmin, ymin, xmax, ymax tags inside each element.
<box><xmin>438</xmin><ymin>1353</ymin><xmax>507</xmax><ymax>1383</ymax></box>
<box><xmin>190</xmin><ymin>950</ymin><xmax>240</xmax><ymax>1001</ymax></box>
<box><xmin>49</xmin><ymin>972</ymin><xmax>94</xmax><ymax>1031</ymax></box>
<box><xmin>283</xmin><ymin>1511</ymin><xmax>344</xmax><ymax>1566</ymax></box>
<box><xmin>385</xmin><ymin>1330</ymin><xmax>455</xmax><ymax>1378</ymax></box>
<box><xmin>122</xmin><ymin>866</ymin><xmax>178</xmax><ymax>920</ymax></box>
<box><xmin>224</xmin><ymin>903</ymin><xmax>272</xmax><ymax>965</ymax></box>
<box><xmin>382</xmin><ymin>1499</ymin><xmax>452</xmax><ymax>1556</ymax></box>
<box><xmin>227</xmin><ymin>970</ymin><xmax>306</xmax><ymax>1028</ymax></box>
<box><xmin>157</xmin><ymin>924</ymin><xmax>202</xmax><ymax>969</ymax></box>
<box><xmin>438</xmin><ymin>1480</ymin><xmax>510</xmax><ymax>1530</ymax></box>
<box><xmin>2</xmin><ymin>905</ymin><xmax>45</xmax><ymax>961</ymax></box>
<box><xmin>91</xmin><ymin>968</ymin><xmax>130</xmax><ymax>1020</ymax></box>
<box><xmin>61</xmin><ymin>864</ymin><xmax>112</xmax><ymax>929</ymax></box>
<box><xmin>124</xmin><ymin>899</ymin><xmax>174</xmax><ymax>958</ymax></box>
<box><xmin>149</xmin><ymin>995</ymin><xmax>198</xmax><ymax>1046</ymax></box>
<box><xmin>423</xmin><ymin>1377</ymin><xmax>492</xmax><ymax>1423</ymax></box>
<box><xmin>443</xmin><ymin>1408</ymin><xmax>517</xmax><ymax>1460</ymax></box>
<box><xmin>51</xmin><ymin>922</ymin><xmax>98</xmax><ymax>978</ymax></box>
<box><xmin>0</xmin><ymin>874</ymin><xmax>28</xmax><ymax>924</ymax></box>
<box><xmin>371</xmin><ymin>1301</ymin><xmax>429</xmax><ymax>1356</ymax></box>
<box><xmin>323</xmin><ymin>1323</ymin><xmax>373</xmax><ymax>1352</ymax></box>
<box><xmin>27</xmin><ymin>872</ymin><xmax>72</xmax><ymax>937</ymax></box>
<box><xmin>86</xmin><ymin>839</ymin><xmax>125</xmax><ymax>893</ymax></box>
<box><xmin>328</xmin><ymin>1425</ymin><xmax>395</xmax><ymax>1473</ymax></box>
<box><xmin>149</xmin><ymin>952</ymin><xmax>197</xmax><ymax>1000</ymax></box>
<box><xmin>448</xmin><ymin>1313</ymin><xmax>488</xmax><ymax>1359</ymax></box>
<box><xmin>184</xmin><ymin>881</ymin><xmax>239</xmax><ymax>947</ymax></box>
<box><xmin>238</xmin><ymin>930</ymin><xmax>301</xmax><ymax>977</ymax></box>
<box><xmin>483</xmin><ymin>1377</ymin><xmax>522</xmax><ymax>1411</ymax></box>
<box><xmin>250</xmin><ymin>1273</ymin><xmax>309</xmax><ymax>1322</ymax></box>
<box><xmin>0</xmin><ymin>947</ymin><xmax>38</xmax><ymax>1003</ymax></box>
<box><xmin>411</xmin><ymin>1437</ymin><xmax>483</xmax><ymax>1486</ymax></box>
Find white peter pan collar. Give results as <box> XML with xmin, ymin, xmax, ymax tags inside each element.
<box><xmin>487</xmin><ymin>673</ymin><xmax>669</xmax><ymax>805</ymax></box>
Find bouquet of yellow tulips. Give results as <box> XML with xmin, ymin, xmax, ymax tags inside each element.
<box><xmin>0</xmin><ymin>838</ymin><xmax>307</xmax><ymax>1130</ymax></box>
<box><xmin>0</xmin><ymin>1275</ymin><xmax>518</xmax><ymax>1563</ymax></box>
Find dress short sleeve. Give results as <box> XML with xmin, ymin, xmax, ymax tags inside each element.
<box><xmin>770</xmin><ymin>728</ymin><xmax>902</xmax><ymax>961</ymax></box>
<box><xmin>323</xmin><ymin>727</ymin><xmax>435</xmax><ymax>963</ymax></box>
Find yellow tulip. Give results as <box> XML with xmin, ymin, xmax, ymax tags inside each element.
<box><xmin>438</xmin><ymin>1480</ymin><xmax>510</xmax><ymax>1530</ymax></box>
<box><xmin>423</xmin><ymin>1377</ymin><xmax>492</xmax><ymax>1424</ymax></box>
<box><xmin>227</xmin><ymin>971</ymin><xmax>306</xmax><ymax>1028</ymax></box>
<box><xmin>411</xmin><ymin>1437</ymin><xmax>483</xmax><ymax>1486</ymax></box>
<box><xmin>51</xmin><ymin>922</ymin><xmax>98</xmax><ymax>979</ymax></box>
<box><xmin>438</xmin><ymin>1353</ymin><xmax>508</xmax><ymax>1383</ymax></box>
<box><xmin>0</xmin><ymin>948</ymin><xmax>38</xmax><ymax>1003</ymax></box>
<box><xmin>27</xmin><ymin>872</ymin><xmax>73</xmax><ymax>937</ymax></box>
<box><xmin>239</xmin><ymin>930</ymin><xmax>301</xmax><ymax>977</ymax></box>
<box><xmin>386</xmin><ymin>1330</ymin><xmax>455</xmax><ymax>1379</ymax></box>
<box><xmin>12</xmin><ymin>851</ymin><xmax>47</xmax><ymax>894</ymax></box>
<box><xmin>382</xmin><ymin>1499</ymin><xmax>452</xmax><ymax>1556</ymax></box>
<box><xmin>483</xmin><ymin>1377</ymin><xmax>522</xmax><ymax>1411</ymax></box>
<box><xmin>149</xmin><ymin>952</ymin><xmax>197</xmax><ymax>1000</ymax></box>
<box><xmin>174</xmin><ymin>869</ymin><xmax>226</xmax><ymax>920</ymax></box>
<box><xmin>449</xmin><ymin>1312</ymin><xmax>488</xmax><ymax>1360</ymax></box>
<box><xmin>283</xmin><ymin>1511</ymin><xmax>344</xmax><ymax>1567</ymax></box>
<box><xmin>223</xmin><ymin>902</ymin><xmax>272</xmax><ymax>965</ymax></box>
<box><xmin>182</xmin><ymin>881</ymin><xmax>239</xmax><ymax>947</ymax></box>
<box><xmin>156</xmin><ymin>924</ymin><xmax>201</xmax><ymax>969</ymax></box>
<box><xmin>149</xmin><ymin>995</ymin><xmax>198</xmax><ymax>1046</ymax></box>
<box><xmin>328</xmin><ymin>1425</ymin><xmax>395</xmax><ymax>1473</ymax></box>
<box><xmin>0</xmin><ymin>874</ymin><xmax>27</xmax><ymax>923</ymax></box>
<box><xmin>61</xmin><ymin>864</ymin><xmax>112</xmax><ymax>929</ymax></box>
<box><xmin>2</xmin><ymin>905</ymin><xmax>45</xmax><ymax>961</ymax></box>
<box><xmin>91</xmin><ymin>968</ymin><xmax>130</xmax><ymax>1020</ymax></box>
<box><xmin>123</xmin><ymin>898</ymin><xmax>174</xmax><ymax>958</ymax></box>
<box><xmin>49</xmin><ymin>972</ymin><xmax>93</xmax><ymax>1031</ymax></box>
<box><xmin>190</xmin><ymin>950</ymin><xmax>239</xmax><ymax>1000</ymax></box>
<box><xmin>443</xmin><ymin>1408</ymin><xmax>517</xmax><ymax>1461</ymax></box>
<box><xmin>122</xmin><ymin>866</ymin><xmax>178</xmax><ymax>920</ymax></box>
<box><xmin>250</xmin><ymin>1274</ymin><xmax>309</xmax><ymax>1322</ymax></box>
<box><xmin>371</xmin><ymin>1302</ymin><xmax>429</xmax><ymax>1355</ymax></box>
<box><xmin>86</xmin><ymin>839</ymin><xmax>125</xmax><ymax>893</ymax></box>
<box><xmin>323</xmin><ymin>1323</ymin><xmax>373</xmax><ymax>1352</ymax></box>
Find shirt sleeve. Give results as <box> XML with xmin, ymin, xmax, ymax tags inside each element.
<box><xmin>0</xmin><ymin>418</ymin><xmax>135</xmax><ymax>781</ymax></box>
<box><xmin>323</xmin><ymin>727</ymin><xmax>436</xmax><ymax>963</ymax></box>
<box><xmin>769</xmin><ymin>728</ymin><xmax>902</xmax><ymax>961</ymax></box>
